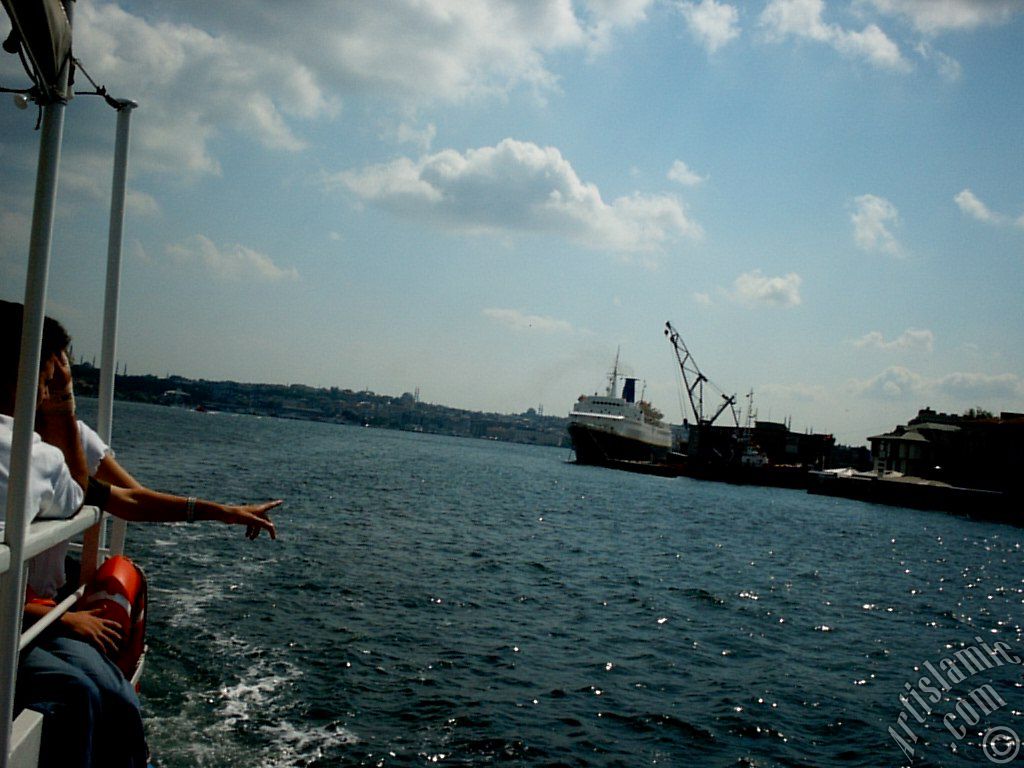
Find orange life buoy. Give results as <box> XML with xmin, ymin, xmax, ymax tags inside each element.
<box><xmin>79</xmin><ymin>555</ymin><xmax>147</xmax><ymax>680</ymax></box>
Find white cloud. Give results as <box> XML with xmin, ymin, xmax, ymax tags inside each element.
<box><xmin>855</xmin><ymin>365</ymin><xmax>925</xmax><ymax>398</ymax></box>
<box><xmin>914</xmin><ymin>42</ymin><xmax>962</xmax><ymax>81</ymax></box>
<box><xmin>851</xmin><ymin>194</ymin><xmax>904</xmax><ymax>257</ymax></box>
<box><xmin>0</xmin><ymin>210</ymin><xmax>31</xmax><ymax>272</ymax></box>
<box><xmin>732</xmin><ymin>269</ymin><xmax>802</xmax><ymax>307</ymax></box>
<box><xmin>842</xmin><ymin>24</ymin><xmax>907</xmax><ymax>70</ymax></box>
<box><xmin>693</xmin><ymin>291</ymin><xmax>713</xmax><ymax>306</ymax></box>
<box><xmin>954</xmin><ymin>188</ymin><xmax>1024</xmax><ymax>230</ymax></box>
<box><xmin>667</xmin><ymin>159</ymin><xmax>708</xmax><ymax>187</ymax></box>
<box><xmin>159</xmin><ymin>0</ymin><xmax>658</xmax><ymax>87</ymax></box>
<box><xmin>586</xmin><ymin>0</ymin><xmax>654</xmax><ymax>27</ymax></box>
<box><xmin>935</xmin><ymin>372</ymin><xmax>1024</xmax><ymax>401</ymax></box>
<box><xmin>584</xmin><ymin>0</ymin><xmax>656</xmax><ymax>52</ymax></box>
<box><xmin>954</xmin><ymin>188</ymin><xmax>1000</xmax><ymax>223</ymax></box>
<box><xmin>760</xmin><ymin>0</ymin><xmax>910</xmax><ymax>71</ymax></box>
<box><xmin>864</xmin><ymin>0</ymin><xmax>1021</xmax><ymax>34</ymax></box>
<box><xmin>0</xmin><ymin>208</ymin><xmax>30</xmax><ymax>246</ymax></box>
<box><xmin>761</xmin><ymin>0</ymin><xmax>832</xmax><ymax>41</ymax></box>
<box><xmin>336</xmin><ymin>138</ymin><xmax>703</xmax><ymax>253</ymax></box>
<box><xmin>332</xmin><ymin>157</ymin><xmax>442</xmax><ymax>204</ymax></box>
<box><xmin>127</xmin><ymin>190</ymin><xmax>160</xmax><ymax>218</ymax></box>
<box><xmin>50</xmin><ymin>1</ymin><xmax>656</xmax><ymax>182</ymax></box>
<box><xmin>128</xmin><ymin>238</ymin><xmax>152</xmax><ymax>265</ymax></box>
<box><xmin>679</xmin><ymin>0</ymin><xmax>741</xmax><ymax>53</ymax></box>
<box><xmin>72</xmin><ymin>3</ymin><xmax>341</xmax><ymax>178</ymax></box>
<box><xmin>765</xmin><ymin>381</ymin><xmax>829</xmax><ymax>399</ymax></box>
<box><xmin>483</xmin><ymin>308</ymin><xmax>574</xmax><ymax>333</ymax></box>
<box><xmin>394</xmin><ymin>122</ymin><xmax>437</xmax><ymax>152</ymax></box>
<box><xmin>854</xmin><ymin>366</ymin><xmax>1024</xmax><ymax>402</ymax></box>
<box><xmin>43</xmin><ymin>147</ymin><xmax>154</xmax><ymax>218</ymax></box>
<box><xmin>853</xmin><ymin>328</ymin><xmax>934</xmax><ymax>353</ymax></box>
<box><xmin>167</xmin><ymin>234</ymin><xmax>298</xmax><ymax>282</ymax></box>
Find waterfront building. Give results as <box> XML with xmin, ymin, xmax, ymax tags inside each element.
<box><xmin>869</xmin><ymin>408</ymin><xmax>1024</xmax><ymax>493</ymax></box>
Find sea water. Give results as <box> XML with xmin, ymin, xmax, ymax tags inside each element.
<box><xmin>77</xmin><ymin>400</ymin><xmax>1023</xmax><ymax>767</ymax></box>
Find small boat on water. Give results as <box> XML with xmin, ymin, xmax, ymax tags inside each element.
<box><xmin>568</xmin><ymin>353</ymin><xmax>672</xmax><ymax>467</ymax></box>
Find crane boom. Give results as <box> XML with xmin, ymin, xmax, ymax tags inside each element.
<box><xmin>664</xmin><ymin>321</ymin><xmax>738</xmax><ymax>427</ymax></box>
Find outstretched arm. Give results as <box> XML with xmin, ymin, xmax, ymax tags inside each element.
<box><xmin>104</xmin><ymin>486</ymin><xmax>280</xmax><ymax>540</ymax></box>
<box><xmin>90</xmin><ymin>432</ymin><xmax>278</xmax><ymax>539</ymax></box>
<box><xmin>95</xmin><ymin>453</ymin><xmax>143</xmax><ymax>490</ymax></box>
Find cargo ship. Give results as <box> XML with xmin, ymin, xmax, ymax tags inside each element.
<box><xmin>568</xmin><ymin>354</ymin><xmax>672</xmax><ymax>467</ymax></box>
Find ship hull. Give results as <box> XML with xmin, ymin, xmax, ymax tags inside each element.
<box><xmin>569</xmin><ymin>422</ymin><xmax>670</xmax><ymax>466</ymax></box>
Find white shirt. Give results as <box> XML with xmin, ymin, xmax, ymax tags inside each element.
<box><xmin>0</xmin><ymin>413</ymin><xmax>83</xmax><ymax>526</ymax></box>
<box><xmin>78</xmin><ymin>420</ymin><xmax>113</xmax><ymax>476</ymax></box>
<box><xmin>25</xmin><ymin>420</ymin><xmax>113</xmax><ymax>598</ymax></box>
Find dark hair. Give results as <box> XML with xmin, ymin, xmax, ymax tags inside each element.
<box><xmin>0</xmin><ymin>299</ymin><xmax>72</xmax><ymax>396</ymax></box>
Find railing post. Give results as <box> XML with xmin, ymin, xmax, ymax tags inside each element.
<box><xmin>85</xmin><ymin>98</ymin><xmax>138</xmax><ymax>570</ymax></box>
<box><xmin>0</xmin><ymin>70</ymin><xmax>71</xmax><ymax>768</ymax></box>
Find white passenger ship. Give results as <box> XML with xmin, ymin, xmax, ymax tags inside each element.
<box><xmin>1</xmin><ymin>2</ymin><xmax>142</xmax><ymax>765</ymax></box>
<box><xmin>568</xmin><ymin>354</ymin><xmax>672</xmax><ymax>466</ymax></box>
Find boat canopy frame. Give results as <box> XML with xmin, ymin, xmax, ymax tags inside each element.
<box><xmin>0</xmin><ymin>3</ymin><xmax>138</xmax><ymax>764</ymax></box>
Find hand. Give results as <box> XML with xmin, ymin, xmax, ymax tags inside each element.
<box><xmin>50</xmin><ymin>351</ymin><xmax>74</xmax><ymax>395</ymax></box>
<box><xmin>221</xmin><ymin>499</ymin><xmax>281</xmax><ymax>540</ymax></box>
<box><xmin>61</xmin><ymin>609</ymin><xmax>122</xmax><ymax>654</ymax></box>
<box><xmin>38</xmin><ymin>351</ymin><xmax>75</xmax><ymax>413</ymax></box>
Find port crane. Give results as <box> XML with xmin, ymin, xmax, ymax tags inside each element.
<box><xmin>664</xmin><ymin>321</ymin><xmax>739</xmax><ymax>428</ymax></box>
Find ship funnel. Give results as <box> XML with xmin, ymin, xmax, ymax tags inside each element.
<box><xmin>622</xmin><ymin>378</ymin><xmax>637</xmax><ymax>403</ymax></box>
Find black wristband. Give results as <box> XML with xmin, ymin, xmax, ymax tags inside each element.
<box><xmin>84</xmin><ymin>476</ymin><xmax>111</xmax><ymax>510</ymax></box>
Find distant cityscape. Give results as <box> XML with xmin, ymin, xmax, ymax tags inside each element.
<box><xmin>71</xmin><ymin>363</ymin><xmax>1024</xmax><ymax>499</ymax></box>
<box><xmin>71</xmin><ymin>362</ymin><xmax>572</xmax><ymax>449</ymax></box>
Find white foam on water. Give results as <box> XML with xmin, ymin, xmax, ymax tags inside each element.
<box><xmin>158</xmin><ymin>577</ymin><xmax>226</xmax><ymax>627</ymax></box>
<box><xmin>143</xmin><ymin>694</ymin><xmax>243</xmax><ymax>767</ymax></box>
<box><xmin>217</xmin><ymin>654</ymin><xmax>303</xmax><ymax>726</ymax></box>
<box><xmin>210</xmin><ymin>647</ymin><xmax>359</xmax><ymax>767</ymax></box>
<box><xmin>256</xmin><ymin>721</ymin><xmax>360</xmax><ymax>767</ymax></box>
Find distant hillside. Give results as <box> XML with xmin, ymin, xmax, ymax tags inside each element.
<box><xmin>72</xmin><ymin>363</ymin><xmax>570</xmax><ymax>449</ymax></box>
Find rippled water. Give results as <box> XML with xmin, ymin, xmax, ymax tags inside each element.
<box><xmin>78</xmin><ymin>400</ymin><xmax>1023</xmax><ymax>767</ymax></box>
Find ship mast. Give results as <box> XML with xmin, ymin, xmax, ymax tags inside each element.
<box><xmin>606</xmin><ymin>347</ymin><xmax>620</xmax><ymax>397</ymax></box>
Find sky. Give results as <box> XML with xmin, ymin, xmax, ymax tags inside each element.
<box><xmin>1</xmin><ymin>0</ymin><xmax>1022</xmax><ymax>446</ymax></box>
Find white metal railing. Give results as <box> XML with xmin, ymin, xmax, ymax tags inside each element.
<box><xmin>1</xmin><ymin>502</ymin><xmax>103</xmax><ymax>768</ymax></box>
<box><xmin>19</xmin><ymin>508</ymin><xmax>103</xmax><ymax>566</ymax></box>
<box><xmin>98</xmin><ymin>100</ymin><xmax>136</xmax><ymax>561</ymax></box>
<box><xmin>19</xmin><ymin>585</ymin><xmax>87</xmax><ymax>653</ymax></box>
<box><xmin>7</xmin><ymin>709</ymin><xmax>42</xmax><ymax>768</ymax></box>
<box><xmin>0</xmin><ymin>64</ymin><xmax>73</xmax><ymax>768</ymax></box>
<box><xmin>14</xmin><ymin>506</ymin><xmax>102</xmax><ymax>652</ymax></box>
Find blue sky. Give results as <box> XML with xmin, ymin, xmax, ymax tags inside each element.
<box><xmin>2</xmin><ymin>0</ymin><xmax>1022</xmax><ymax>446</ymax></box>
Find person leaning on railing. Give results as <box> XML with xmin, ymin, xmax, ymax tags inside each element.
<box><xmin>28</xmin><ymin>319</ymin><xmax>281</xmax><ymax>651</ymax></box>
<box><xmin>1</xmin><ymin>300</ymin><xmax>282</xmax><ymax>768</ymax></box>
<box><xmin>25</xmin><ymin>314</ymin><xmax>281</xmax><ymax>654</ymax></box>
<box><xmin>1</xmin><ymin>300</ymin><xmax>147</xmax><ymax>768</ymax></box>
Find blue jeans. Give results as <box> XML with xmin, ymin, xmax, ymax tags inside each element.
<box><xmin>17</xmin><ymin>636</ymin><xmax>148</xmax><ymax>768</ymax></box>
